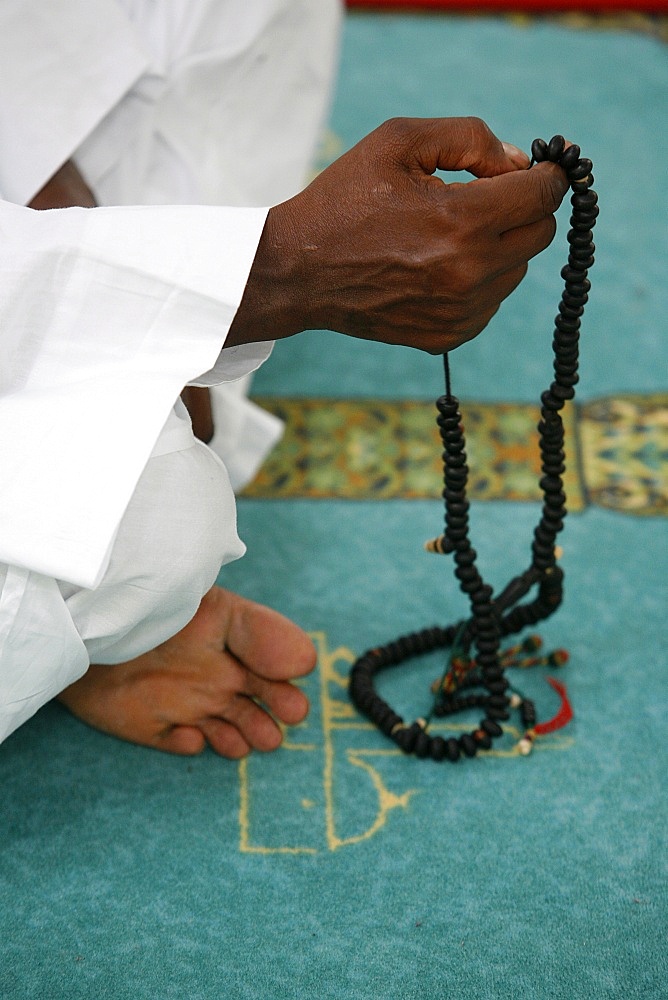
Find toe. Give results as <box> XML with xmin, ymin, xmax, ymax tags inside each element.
<box><xmin>225</xmin><ymin>593</ymin><xmax>318</xmax><ymax>681</ymax></box>
<box><xmin>200</xmin><ymin>718</ymin><xmax>253</xmax><ymax>759</ymax></box>
<box><xmin>228</xmin><ymin>695</ymin><xmax>285</xmax><ymax>752</ymax></box>
<box><xmin>263</xmin><ymin>682</ymin><xmax>310</xmax><ymax>726</ymax></box>
<box><xmin>159</xmin><ymin>725</ymin><xmax>207</xmax><ymax>756</ymax></box>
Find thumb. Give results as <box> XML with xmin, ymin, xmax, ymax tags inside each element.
<box><xmin>408</xmin><ymin>116</ymin><xmax>530</xmax><ymax>179</ymax></box>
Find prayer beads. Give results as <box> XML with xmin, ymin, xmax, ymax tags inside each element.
<box><xmin>349</xmin><ymin>136</ymin><xmax>597</xmax><ymax>762</ymax></box>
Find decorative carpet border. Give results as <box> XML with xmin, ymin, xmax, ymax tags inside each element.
<box><xmin>348</xmin><ymin>2</ymin><xmax>666</xmax><ymax>11</ymax></box>
<box><xmin>346</xmin><ymin>8</ymin><xmax>668</xmax><ymax>44</ymax></box>
<box><xmin>242</xmin><ymin>394</ymin><xmax>668</xmax><ymax>516</ymax></box>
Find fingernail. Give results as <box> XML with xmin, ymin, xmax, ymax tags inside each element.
<box><xmin>502</xmin><ymin>142</ymin><xmax>530</xmax><ymax>168</ymax></box>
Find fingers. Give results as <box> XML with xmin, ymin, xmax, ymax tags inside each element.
<box><xmin>401</xmin><ymin>116</ymin><xmax>567</xmax><ymax>238</ymax></box>
<box><xmin>500</xmin><ymin>161</ymin><xmax>569</xmax><ymax>229</ymax></box>
<box><xmin>446</xmin><ymin>160</ymin><xmax>568</xmax><ymax>235</ymax></box>
<box><xmin>388</xmin><ymin>116</ymin><xmax>529</xmax><ymax>179</ymax></box>
<box><xmin>480</xmin><ymin>263</ymin><xmax>529</xmax><ymax>319</ymax></box>
<box><xmin>425</xmin><ymin>263</ymin><xmax>527</xmax><ymax>352</ymax></box>
<box><xmin>500</xmin><ymin>212</ymin><xmax>558</xmax><ymax>264</ymax></box>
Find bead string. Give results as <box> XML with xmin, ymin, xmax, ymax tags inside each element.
<box><xmin>349</xmin><ymin>135</ymin><xmax>598</xmax><ymax>762</ymax></box>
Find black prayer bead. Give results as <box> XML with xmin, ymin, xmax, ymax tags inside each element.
<box><xmin>486</xmin><ymin>707</ymin><xmax>511</xmax><ymax>721</ymax></box>
<box><xmin>562</xmin><ymin>292</ymin><xmax>588</xmax><ymax>310</ymax></box>
<box><xmin>414</xmin><ymin>731</ymin><xmax>432</xmax><ymax>758</ymax></box>
<box><xmin>481</xmin><ymin>718</ymin><xmax>504</xmax><ymax>738</ymax></box>
<box><xmin>475</xmin><ymin>638</ymin><xmax>500</xmax><ymax>656</ymax></box>
<box><xmin>567</xmin><ymin>230</ymin><xmax>593</xmax><ymax>248</ymax></box>
<box><xmin>547</xmin><ymin>135</ymin><xmax>566</xmax><ymax>161</ymax></box>
<box><xmin>571</xmin><ymin>190</ymin><xmax>598</xmax><ymax>210</ymax></box>
<box><xmin>531</xmin><ymin>137</ymin><xmax>548</xmax><ymax>162</ymax></box>
<box><xmin>569</xmin><ymin>247</ymin><xmax>595</xmax><ymax>264</ymax></box>
<box><xmin>559</xmin><ymin>144</ymin><xmax>580</xmax><ymax>171</ymax></box>
<box><xmin>394</xmin><ymin>725</ymin><xmax>417</xmax><ymax>753</ymax></box>
<box><xmin>473</xmin><ymin>730</ymin><xmax>493</xmax><ymax>750</ymax></box>
<box><xmin>521</xmin><ymin>702</ymin><xmax>537</xmax><ymax>726</ymax></box>
<box><xmin>483</xmin><ymin>667</ymin><xmax>504</xmax><ymax>682</ymax></box>
<box><xmin>459</xmin><ymin>733</ymin><xmax>478</xmax><ymax>758</ymax></box>
<box><xmin>380</xmin><ymin>712</ymin><xmax>403</xmax><ymax>736</ymax></box>
<box><xmin>373</xmin><ymin>704</ymin><xmax>394</xmax><ymax>728</ymax></box>
<box><xmin>568</xmin><ymin>158</ymin><xmax>593</xmax><ymax>180</ymax></box>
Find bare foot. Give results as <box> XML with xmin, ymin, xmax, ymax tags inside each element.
<box><xmin>57</xmin><ymin>587</ymin><xmax>316</xmax><ymax>757</ymax></box>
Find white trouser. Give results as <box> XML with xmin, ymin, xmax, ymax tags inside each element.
<box><xmin>58</xmin><ymin>400</ymin><xmax>243</xmax><ymax>664</ymax></box>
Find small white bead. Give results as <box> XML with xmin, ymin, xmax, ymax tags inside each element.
<box><xmin>517</xmin><ymin>738</ymin><xmax>533</xmax><ymax>756</ymax></box>
<box><xmin>509</xmin><ymin>693</ymin><xmax>522</xmax><ymax>709</ymax></box>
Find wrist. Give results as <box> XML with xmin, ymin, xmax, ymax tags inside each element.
<box><xmin>225</xmin><ymin>200</ymin><xmax>314</xmax><ymax>348</ymax></box>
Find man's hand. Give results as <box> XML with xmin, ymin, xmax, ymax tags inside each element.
<box><xmin>228</xmin><ymin>116</ymin><xmax>569</xmax><ymax>354</ymax></box>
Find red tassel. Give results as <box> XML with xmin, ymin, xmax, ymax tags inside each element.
<box><xmin>534</xmin><ymin>677</ymin><xmax>573</xmax><ymax>735</ymax></box>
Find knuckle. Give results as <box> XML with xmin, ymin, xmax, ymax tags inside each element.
<box><xmin>461</xmin><ymin>115</ymin><xmax>487</xmax><ymax>134</ymax></box>
<box><xmin>374</xmin><ymin>117</ymin><xmax>420</xmax><ymax>162</ymax></box>
<box><xmin>379</xmin><ymin>117</ymin><xmax>413</xmax><ymax>141</ymax></box>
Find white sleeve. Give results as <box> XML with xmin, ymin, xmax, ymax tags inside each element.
<box><xmin>0</xmin><ymin>0</ymin><xmax>150</xmax><ymax>204</ymax></box>
<box><xmin>0</xmin><ymin>198</ymin><xmax>271</xmax><ymax>589</ymax></box>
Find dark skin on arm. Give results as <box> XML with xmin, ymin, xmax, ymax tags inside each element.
<box><xmin>56</xmin><ymin>117</ymin><xmax>569</xmax><ymax>758</ymax></box>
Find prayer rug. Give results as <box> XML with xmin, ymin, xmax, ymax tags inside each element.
<box><xmin>1</xmin><ymin>11</ymin><xmax>666</xmax><ymax>1000</ymax></box>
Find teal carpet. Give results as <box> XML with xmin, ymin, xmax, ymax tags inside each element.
<box><xmin>2</xmin><ymin>13</ymin><xmax>667</xmax><ymax>1000</ymax></box>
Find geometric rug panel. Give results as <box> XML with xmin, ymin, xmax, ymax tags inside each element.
<box><xmin>243</xmin><ymin>393</ymin><xmax>668</xmax><ymax>516</ymax></box>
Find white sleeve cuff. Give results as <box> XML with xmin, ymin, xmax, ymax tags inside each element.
<box><xmin>0</xmin><ymin>200</ymin><xmax>269</xmax><ymax>587</ymax></box>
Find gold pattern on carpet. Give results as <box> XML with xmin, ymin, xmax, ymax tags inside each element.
<box><xmin>579</xmin><ymin>394</ymin><xmax>668</xmax><ymax>515</ymax></box>
<box><xmin>237</xmin><ymin>632</ymin><xmax>574</xmax><ymax>854</ymax></box>
<box><xmin>242</xmin><ymin>394</ymin><xmax>667</xmax><ymax>516</ymax></box>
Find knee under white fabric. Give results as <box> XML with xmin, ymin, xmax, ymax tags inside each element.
<box><xmin>59</xmin><ymin>401</ymin><xmax>243</xmax><ymax>664</ymax></box>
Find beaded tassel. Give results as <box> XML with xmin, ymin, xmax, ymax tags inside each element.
<box><xmin>515</xmin><ymin>677</ymin><xmax>574</xmax><ymax>755</ymax></box>
<box><xmin>349</xmin><ymin>136</ymin><xmax>596</xmax><ymax>762</ymax></box>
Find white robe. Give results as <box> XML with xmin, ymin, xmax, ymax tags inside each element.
<box><xmin>0</xmin><ymin>0</ymin><xmax>342</xmax><ymax>743</ymax></box>
<box><xmin>0</xmin><ymin>0</ymin><xmax>342</xmax><ymax>489</ymax></box>
<box><xmin>0</xmin><ymin>199</ymin><xmax>269</xmax><ymax>742</ymax></box>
